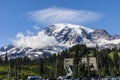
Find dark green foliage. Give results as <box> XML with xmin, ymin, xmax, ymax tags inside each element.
<box><xmin>5</xmin><ymin>52</ymin><xmax>8</xmax><ymax>64</ymax></box>
<box><xmin>0</xmin><ymin>56</ymin><xmax>3</xmax><ymax>65</ymax></box>
<box><xmin>39</xmin><ymin>59</ymin><xmax>44</xmax><ymax>74</ymax></box>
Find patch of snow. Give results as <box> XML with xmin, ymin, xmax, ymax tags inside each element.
<box><xmin>53</xmin><ymin>23</ymin><xmax>94</xmax><ymax>35</ymax></box>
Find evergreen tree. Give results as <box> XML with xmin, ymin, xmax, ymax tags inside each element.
<box><xmin>39</xmin><ymin>59</ymin><xmax>44</xmax><ymax>75</ymax></box>
<box><xmin>0</xmin><ymin>56</ymin><xmax>3</xmax><ymax>65</ymax></box>
<box><xmin>5</xmin><ymin>52</ymin><xmax>8</xmax><ymax>64</ymax></box>
<box><xmin>86</xmin><ymin>51</ymin><xmax>90</xmax><ymax>77</ymax></box>
<box><xmin>73</xmin><ymin>50</ymin><xmax>79</xmax><ymax>78</ymax></box>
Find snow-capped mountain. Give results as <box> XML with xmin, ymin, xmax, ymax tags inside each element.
<box><xmin>0</xmin><ymin>23</ymin><xmax>120</xmax><ymax>59</ymax></box>
<box><xmin>44</xmin><ymin>24</ymin><xmax>94</xmax><ymax>47</ymax></box>
<box><xmin>44</xmin><ymin>23</ymin><xmax>120</xmax><ymax>48</ymax></box>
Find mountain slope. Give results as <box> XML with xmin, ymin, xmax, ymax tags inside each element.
<box><xmin>0</xmin><ymin>23</ymin><xmax>120</xmax><ymax>59</ymax></box>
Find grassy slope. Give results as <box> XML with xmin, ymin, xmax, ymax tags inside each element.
<box><xmin>0</xmin><ymin>65</ymin><xmax>40</xmax><ymax>80</ymax></box>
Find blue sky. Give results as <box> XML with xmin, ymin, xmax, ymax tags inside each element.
<box><xmin>0</xmin><ymin>0</ymin><xmax>120</xmax><ymax>47</ymax></box>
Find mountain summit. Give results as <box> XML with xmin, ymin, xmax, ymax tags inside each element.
<box><xmin>0</xmin><ymin>23</ymin><xmax>120</xmax><ymax>59</ymax></box>
<box><xmin>44</xmin><ymin>23</ymin><xmax>94</xmax><ymax>47</ymax></box>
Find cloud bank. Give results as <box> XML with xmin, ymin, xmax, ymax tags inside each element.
<box><xmin>28</xmin><ymin>7</ymin><xmax>102</xmax><ymax>25</ymax></box>
<box><xmin>12</xmin><ymin>31</ymin><xmax>58</xmax><ymax>49</ymax></box>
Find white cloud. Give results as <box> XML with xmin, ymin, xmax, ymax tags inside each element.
<box><xmin>33</xmin><ymin>24</ymin><xmax>40</xmax><ymax>30</ymax></box>
<box><xmin>16</xmin><ymin>32</ymin><xmax>24</xmax><ymax>38</ymax></box>
<box><xmin>12</xmin><ymin>31</ymin><xmax>58</xmax><ymax>49</ymax></box>
<box><xmin>27</xmin><ymin>30</ymin><xmax>34</xmax><ymax>36</ymax></box>
<box><xmin>28</xmin><ymin>7</ymin><xmax>102</xmax><ymax>25</ymax></box>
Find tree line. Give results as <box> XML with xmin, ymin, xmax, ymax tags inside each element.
<box><xmin>0</xmin><ymin>44</ymin><xmax>120</xmax><ymax>79</ymax></box>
